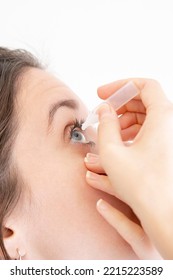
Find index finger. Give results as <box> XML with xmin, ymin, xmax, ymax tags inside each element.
<box><xmin>97</xmin><ymin>78</ymin><xmax>169</xmax><ymax>110</ymax></box>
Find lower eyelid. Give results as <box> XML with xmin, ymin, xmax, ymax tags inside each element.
<box><xmin>71</xmin><ymin>142</ymin><xmax>95</xmax><ymax>151</ymax></box>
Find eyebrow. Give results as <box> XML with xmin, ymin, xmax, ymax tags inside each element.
<box><xmin>48</xmin><ymin>99</ymin><xmax>79</xmax><ymax>130</ymax></box>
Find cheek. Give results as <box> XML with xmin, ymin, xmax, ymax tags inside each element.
<box><xmin>54</xmin><ymin>152</ymin><xmax>96</xmax><ymax>208</ymax></box>
<box><xmin>37</xmin><ymin>156</ymin><xmax>94</xmax><ymax>230</ymax></box>
<box><xmin>59</xmin><ymin>152</ymin><xmax>87</xmax><ymax>189</ymax></box>
<box><xmin>56</xmin><ymin>141</ymin><xmax>99</xmax><ymax>204</ymax></box>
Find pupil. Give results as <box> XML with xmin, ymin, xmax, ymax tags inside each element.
<box><xmin>73</xmin><ymin>130</ymin><xmax>82</xmax><ymax>140</ymax></box>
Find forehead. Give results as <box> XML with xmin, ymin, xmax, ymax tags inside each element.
<box><xmin>14</xmin><ymin>68</ymin><xmax>88</xmax><ymax>136</ymax></box>
<box><xmin>18</xmin><ymin>68</ymin><xmax>79</xmax><ymax>106</ymax></box>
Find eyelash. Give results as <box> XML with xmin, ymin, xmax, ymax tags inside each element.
<box><xmin>70</xmin><ymin>118</ymin><xmax>84</xmax><ymax>132</ymax></box>
<box><xmin>69</xmin><ymin>118</ymin><xmax>95</xmax><ymax>147</ymax></box>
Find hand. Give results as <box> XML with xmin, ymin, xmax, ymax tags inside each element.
<box><xmin>85</xmin><ymin>154</ymin><xmax>162</xmax><ymax>260</ymax></box>
<box><xmin>85</xmin><ymin>78</ymin><xmax>173</xmax><ymax>259</ymax></box>
<box><xmin>98</xmin><ymin>79</ymin><xmax>147</xmax><ymax>142</ymax></box>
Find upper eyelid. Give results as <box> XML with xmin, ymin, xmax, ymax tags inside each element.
<box><xmin>72</xmin><ymin>119</ymin><xmax>84</xmax><ymax>129</ymax></box>
<box><xmin>47</xmin><ymin>99</ymin><xmax>79</xmax><ymax>134</ymax></box>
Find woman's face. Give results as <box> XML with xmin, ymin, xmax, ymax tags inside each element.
<box><xmin>9</xmin><ymin>68</ymin><xmax>137</xmax><ymax>259</ymax></box>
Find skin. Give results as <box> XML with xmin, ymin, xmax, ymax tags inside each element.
<box><xmin>4</xmin><ymin>68</ymin><xmax>140</xmax><ymax>260</ymax></box>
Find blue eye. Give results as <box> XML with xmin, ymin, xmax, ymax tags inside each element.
<box><xmin>71</xmin><ymin>129</ymin><xmax>87</xmax><ymax>143</ymax></box>
<box><xmin>69</xmin><ymin>119</ymin><xmax>95</xmax><ymax>147</ymax></box>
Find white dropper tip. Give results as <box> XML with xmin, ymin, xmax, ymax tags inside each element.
<box><xmin>81</xmin><ymin>111</ymin><xmax>99</xmax><ymax>130</ymax></box>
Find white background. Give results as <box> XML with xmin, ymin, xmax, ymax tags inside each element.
<box><xmin>1</xmin><ymin>0</ymin><xmax>173</xmax><ymax>109</ymax></box>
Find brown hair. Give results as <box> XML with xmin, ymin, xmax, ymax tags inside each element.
<box><xmin>0</xmin><ymin>47</ymin><xmax>43</xmax><ymax>259</ymax></box>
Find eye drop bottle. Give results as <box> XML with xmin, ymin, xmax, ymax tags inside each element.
<box><xmin>82</xmin><ymin>81</ymin><xmax>139</xmax><ymax>130</ymax></box>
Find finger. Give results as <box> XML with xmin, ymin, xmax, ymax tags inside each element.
<box><xmin>97</xmin><ymin>199</ymin><xmax>162</xmax><ymax>260</ymax></box>
<box><xmin>97</xmin><ymin>103</ymin><xmax>128</xmax><ymax>181</ymax></box>
<box><xmin>117</xmin><ymin>99</ymin><xmax>146</xmax><ymax>115</ymax></box>
<box><xmin>84</xmin><ymin>153</ymin><xmax>105</xmax><ymax>174</ymax></box>
<box><xmin>119</xmin><ymin>112</ymin><xmax>146</xmax><ymax>130</ymax></box>
<box><xmin>86</xmin><ymin>171</ymin><xmax>115</xmax><ymax>196</ymax></box>
<box><xmin>97</xmin><ymin>78</ymin><xmax>168</xmax><ymax>110</ymax></box>
<box><xmin>97</xmin><ymin>103</ymin><xmax>126</xmax><ymax>173</ymax></box>
<box><xmin>97</xmin><ymin>103</ymin><xmax>124</xmax><ymax>147</ymax></box>
<box><xmin>97</xmin><ymin>78</ymin><xmax>145</xmax><ymax>99</ymax></box>
<box><xmin>118</xmin><ymin>112</ymin><xmax>145</xmax><ymax>141</ymax></box>
<box><xmin>121</xmin><ymin>124</ymin><xmax>142</xmax><ymax>141</ymax></box>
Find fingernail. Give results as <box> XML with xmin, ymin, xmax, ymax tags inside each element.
<box><xmin>84</xmin><ymin>153</ymin><xmax>99</xmax><ymax>164</ymax></box>
<box><xmin>86</xmin><ymin>171</ymin><xmax>98</xmax><ymax>180</ymax></box>
<box><xmin>97</xmin><ymin>199</ymin><xmax>107</xmax><ymax>211</ymax></box>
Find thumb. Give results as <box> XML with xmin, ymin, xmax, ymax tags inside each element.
<box><xmin>97</xmin><ymin>103</ymin><xmax>133</xmax><ymax>203</ymax></box>
<box><xmin>97</xmin><ymin>103</ymin><xmax>125</xmax><ymax>160</ymax></box>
